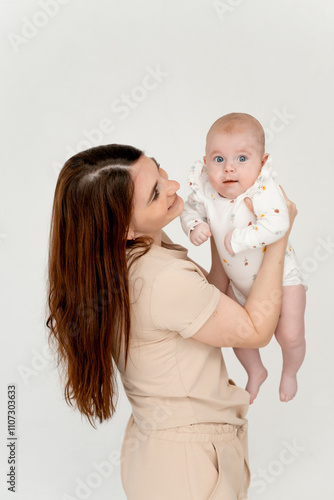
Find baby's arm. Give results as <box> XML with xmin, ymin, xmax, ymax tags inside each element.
<box><xmin>190</xmin><ymin>222</ymin><xmax>212</xmax><ymax>246</ymax></box>
<box><xmin>180</xmin><ymin>175</ymin><xmax>211</xmax><ymax>246</ymax></box>
<box><xmin>227</xmin><ymin>181</ymin><xmax>290</xmax><ymax>255</ymax></box>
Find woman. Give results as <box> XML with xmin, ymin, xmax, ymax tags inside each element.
<box><xmin>47</xmin><ymin>144</ymin><xmax>296</xmax><ymax>500</ymax></box>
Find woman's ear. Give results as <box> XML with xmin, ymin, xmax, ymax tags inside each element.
<box><xmin>127</xmin><ymin>219</ymin><xmax>137</xmax><ymax>240</ymax></box>
<box><xmin>127</xmin><ymin>227</ymin><xmax>135</xmax><ymax>241</ymax></box>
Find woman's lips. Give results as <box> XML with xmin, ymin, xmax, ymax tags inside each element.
<box><xmin>168</xmin><ymin>195</ymin><xmax>178</xmax><ymax>210</ymax></box>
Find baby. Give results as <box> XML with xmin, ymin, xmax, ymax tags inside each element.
<box><xmin>181</xmin><ymin>113</ymin><xmax>306</xmax><ymax>403</ymax></box>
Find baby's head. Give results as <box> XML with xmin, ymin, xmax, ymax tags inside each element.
<box><xmin>204</xmin><ymin>113</ymin><xmax>269</xmax><ymax>199</ymax></box>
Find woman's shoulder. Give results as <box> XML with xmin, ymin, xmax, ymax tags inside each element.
<box><xmin>137</xmin><ymin>241</ymin><xmax>189</xmax><ymax>273</ymax></box>
<box><xmin>129</xmin><ymin>239</ymin><xmax>204</xmax><ymax>284</ymax></box>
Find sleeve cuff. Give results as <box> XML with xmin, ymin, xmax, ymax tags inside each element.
<box><xmin>179</xmin><ymin>285</ymin><xmax>221</xmax><ymax>339</ymax></box>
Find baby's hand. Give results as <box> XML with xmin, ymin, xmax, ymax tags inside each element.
<box><xmin>224</xmin><ymin>230</ymin><xmax>235</xmax><ymax>255</ymax></box>
<box><xmin>190</xmin><ymin>222</ymin><xmax>212</xmax><ymax>246</ymax></box>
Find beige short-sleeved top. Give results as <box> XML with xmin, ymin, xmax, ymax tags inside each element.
<box><xmin>117</xmin><ymin>239</ymin><xmax>249</xmax><ymax>431</ymax></box>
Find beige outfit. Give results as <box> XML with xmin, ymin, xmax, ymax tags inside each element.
<box><xmin>117</xmin><ymin>240</ymin><xmax>250</xmax><ymax>499</ymax></box>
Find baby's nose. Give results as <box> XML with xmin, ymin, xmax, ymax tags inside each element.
<box><xmin>224</xmin><ymin>161</ymin><xmax>236</xmax><ymax>172</ymax></box>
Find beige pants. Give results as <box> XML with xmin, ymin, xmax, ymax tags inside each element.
<box><xmin>121</xmin><ymin>415</ymin><xmax>250</xmax><ymax>500</ymax></box>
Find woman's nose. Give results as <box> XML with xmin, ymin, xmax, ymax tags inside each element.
<box><xmin>167</xmin><ymin>179</ymin><xmax>180</xmax><ymax>194</ymax></box>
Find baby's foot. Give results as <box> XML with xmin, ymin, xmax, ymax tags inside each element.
<box><xmin>279</xmin><ymin>372</ymin><xmax>298</xmax><ymax>402</ymax></box>
<box><xmin>245</xmin><ymin>367</ymin><xmax>268</xmax><ymax>404</ymax></box>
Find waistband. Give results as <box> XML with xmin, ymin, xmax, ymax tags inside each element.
<box><xmin>137</xmin><ymin>421</ymin><xmax>243</xmax><ymax>443</ymax></box>
<box><xmin>123</xmin><ymin>414</ymin><xmax>249</xmax><ymax>474</ymax></box>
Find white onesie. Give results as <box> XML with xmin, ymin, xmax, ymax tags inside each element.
<box><xmin>180</xmin><ymin>155</ymin><xmax>305</xmax><ymax>305</ymax></box>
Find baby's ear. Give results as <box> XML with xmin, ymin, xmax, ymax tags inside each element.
<box><xmin>203</xmin><ymin>156</ymin><xmax>206</xmax><ymax>165</ymax></box>
<box><xmin>261</xmin><ymin>153</ymin><xmax>270</xmax><ymax>166</ymax></box>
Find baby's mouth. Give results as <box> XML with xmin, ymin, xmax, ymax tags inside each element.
<box><xmin>223</xmin><ymin>180</ymin><xmax>238</xmax><ymax>184</ymax></box>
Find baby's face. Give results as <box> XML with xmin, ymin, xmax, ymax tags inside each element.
<box><xmin>204</xmin><ymin>129</ymin><xmax>268</xmax><ymax>199</ymax></box>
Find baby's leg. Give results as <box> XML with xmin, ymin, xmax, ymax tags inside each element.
<box><xmin>275</xmin><ymin>284</ymin><xmax>306</xmax><ymax>402</ymax></box>
<box><xmin>229</xmin><ymin>285</ymin><xmax>268</xmax><ymax>404</ymax></box>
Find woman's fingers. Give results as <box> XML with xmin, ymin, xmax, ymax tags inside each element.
<box><xmin>279</xmin><ymin>185</ymin><xmax>292</xmax><ymax>208</ymax></box>
<box><xmin>244</xmin><ymin>196</ymin><xmax>255</xmax><ymax>214</ymax></box>
<box><xmin>279</xmin><ymin>184</ymin><xmax>297</xmax><ymax>212</ymax></box>
<box><xmin>278</xmin><ymin>184</ymin><xmax>288</xmax><ymax>199</ymax></box>
<box><xmin>244</xmin><ymin>187</ymin><xmax>297</xmax><ymax>236</ymax></box>
<box><xmin>279</xmin><ymin>184</ymin><xmax>298</xmax><ymax>233</ymax></box>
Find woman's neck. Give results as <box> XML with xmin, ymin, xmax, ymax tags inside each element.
<box><xmin>152</xmin><ymin>231</ymin><xmax>162</xmax><ymax>246</ymax></box>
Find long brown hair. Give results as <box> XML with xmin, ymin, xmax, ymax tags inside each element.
<box><xmin>46</xmin><ymin>144</ymin><xmax>151</xmax><ymax>427</ymax></box>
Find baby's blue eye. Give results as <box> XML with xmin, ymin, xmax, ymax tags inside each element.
<box><xmin>238</xmin><ymin>155</ymin><xmax>246</xmax><ymax>162</ymax></box>
<box><xmin>214</xmin><ymin>156</ymin><xmax>224</xmax><ymax>163</ymax></box>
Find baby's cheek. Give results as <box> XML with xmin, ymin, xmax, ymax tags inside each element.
<box><xmin>207</xmin><ymin>171</ymin><xmax>220</xmax><ymax>186</ymax></box>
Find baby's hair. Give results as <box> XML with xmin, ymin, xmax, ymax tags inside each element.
<box><xmin>207</xmin><ymin>112</ymin><xmax>265</xmax><ymax>153</ymax></box>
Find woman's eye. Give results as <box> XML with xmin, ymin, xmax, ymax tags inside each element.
<box><xmin>152</xmin><ymin>188</ymin><xmax>160</xmax><ymax>201</ymax></box>
<box><xmin>214</xmin><ymin>156</ymin><xmax>224</xmax><ymax>163</ymax></box>
<box><xmin>238</xmin><ymin>155</ymin><xmax>246</xmax><ymax>162</ymax></box>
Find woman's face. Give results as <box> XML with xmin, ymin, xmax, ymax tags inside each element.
<box><xmin>129</xmin><ymin>155</ymin><xmax>183</xmax><ymax>243</ymax></box>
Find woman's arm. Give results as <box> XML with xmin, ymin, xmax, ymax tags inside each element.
<box><xmin>192</xmin><ymin>189</ymin><xmax>297</xmax><ymax>349</ymax></box>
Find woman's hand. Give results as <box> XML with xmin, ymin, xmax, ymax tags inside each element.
<box><xmin>278</xmin><ymin>185</ymin><xmax>297</xmax><ymax>237</ymax></box>
<box><xmin>244</xmin><ymin>186</ymin><xmax>297</xmax><ymax>239</ymax></box>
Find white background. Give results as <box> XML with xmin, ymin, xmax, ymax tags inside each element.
<box><xmin>1</xmin><ymin>0</ymin><xmax>334</xmax><ymax>499</ymax></box>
